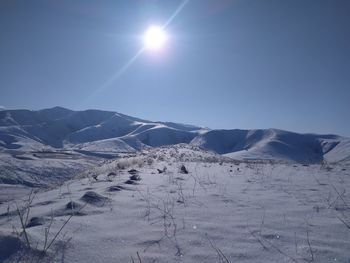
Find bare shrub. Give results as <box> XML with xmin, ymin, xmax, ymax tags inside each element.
<box><xmin>15</xmin><ymin>190</ymin><xmax>36</xmax><ymax>248</ymax></box>
<box><xmin>13</xmin><ymin>190</ymin><xmax>85</xmax><ymax>257</ymax></box>
<box><xmin>147</xmin><ymin>158</ymin><xmax>154</xmax><ymax>166</ymax></box>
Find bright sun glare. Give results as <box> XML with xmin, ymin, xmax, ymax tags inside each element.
<box><xmin>143</xmin><ymin>25</ymin><xmax>168</xmax><ymax>51</ymax></box>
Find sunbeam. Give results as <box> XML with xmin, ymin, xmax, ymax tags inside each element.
<box><xmin>81</xmin><ymin>0</ymin><xmax>190</xmax><ymax>107</ymax></box>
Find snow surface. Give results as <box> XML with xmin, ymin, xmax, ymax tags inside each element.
<box><xmin>1</xmin><ymin>107</ymin><xmax>350</xmax><ymax>195</ymax></box>
<box><xmin>1</xmin><ymin>145</ymin><xmax>349</xmax><ymax>262</ymax></box>
<box><xmin>0</xmin><ymin>150</ymin><xmax>100</xmax><ymax>188</ymax></box>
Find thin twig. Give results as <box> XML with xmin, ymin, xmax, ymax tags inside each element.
<box><xmin>330</xmin><ymin>183</ymin><xmax>349</xmax><ymax>210</ymax></box>
<box><xmin>43</xmin><ymin>203</ymin><xmax>87</xmax><ymax>253</ymax></box>
<box><xmin>306</xmin><ymin>229</ymin><xmax>314</xmax><ymax>261</ymax></box>
<box><xmin>205</xmin><ymin>234</ymin><xmax>230</xmax><ymax>263</ymax></box>
<box><xmin>336</xmin><ymin>216</ymin><xmax>350</xmax><ymax>229</ymax></box>
<box><xmin>15</xmin><ymin>203</ymin><xmax>31</xmax><ymax>248</ymax></box>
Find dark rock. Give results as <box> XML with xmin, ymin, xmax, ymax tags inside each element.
<box><xmin>128</xmin><ymin>169</ymin><xmax>139</xmax><ymax>176</ymax></box>
<box><xmin>129</xmin><ymin>174</ymin><xmax>141</xmax><ymax>181</ymax></box>
<box><xmin>124</xmin><ymin>180</ymin><xmax>138</xmax><ymax>185</ymax></box>
<box><xmin>108</xmin><ymin>185</ymin><xmax>133</xmax><ymax>191</ymax></box>
<box><xmin>65</xmin><ymin>201</ymin><xmax>84</xmax><ymax>210</ymax></box>
<box><xmin>80</xmin><ymin>191</ymin><xmax>109</xmax><ymax>207</ymax></box>
<box><xmin>26</xmin><ymin>217</ymin><xmax>45</xmax><ymax>228</ymax></box>
<box><xmin>108</xmin><ymin>186</ymin><xmax>123</xmax><ymax>192</ymax></box>
<box><xmin>180</xmin><ymin>165</ymin><xmax>188</xmax><ymax>174</ymax></box>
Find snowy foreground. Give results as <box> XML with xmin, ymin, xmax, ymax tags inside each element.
<box><xmin>0</xmin><ymin>145</ymin><xmax>349</xmax><ymax>263</ymax></box>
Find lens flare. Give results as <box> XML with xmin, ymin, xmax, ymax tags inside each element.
<box><xmin>143</xmin><ymin>25</ymin><xmax>168</xmax><ymax>51</ymax></box>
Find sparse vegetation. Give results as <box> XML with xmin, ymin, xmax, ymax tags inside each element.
<box><xmin>9</xmin><ymin>188</ymin><xmax>86</xmax><ymax>261</ymax></box>
<box><xmin>1</xmin><ymin>145</ymin><xmax>350</xmax><ymax>262</ymax></box>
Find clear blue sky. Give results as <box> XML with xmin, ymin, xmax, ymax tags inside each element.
<box><xmin>1</xmin><ymin>0</ymin><xmax>349</xmax><ymax>136</ymax></box>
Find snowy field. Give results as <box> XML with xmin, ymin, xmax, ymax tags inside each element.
<box><xmin>0</xmin><ymin>150</ymin><xmax>102</xmax><ymax>189</ymax></box>
<box><xmin>0</xmin><ymin>145</ymin><xmax>349</xmax><ymax>263</ymax></box>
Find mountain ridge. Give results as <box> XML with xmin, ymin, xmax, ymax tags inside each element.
<box><xmin>0</xmin><ymin>107</ymin><xmax>349</xmax><ymax>163</ymax></box>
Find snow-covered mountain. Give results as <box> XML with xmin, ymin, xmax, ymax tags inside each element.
<box><xmin>0</xmin><ymin>107</ymin><xmax>202</xmax><ymax>151</ymax></box>
<box><xmin>0</xmin><ymin>107</ymin><xmax>349</xmax><ymax>163</ymax></box>
<box><xmin>191</xmin><ymin>129</ymin><xmax>350</xmax><ymax>163</ymax></box>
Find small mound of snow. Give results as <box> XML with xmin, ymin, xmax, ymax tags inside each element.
<box><xmin>107</xmin><ymin>185</ymin><xmax>123</xmax><ymax>192</ymax></box>
<box><xmin>65</xmin><ymin>201</ymin><xmax>84</xmax><ymax>211</ymax></box>
<box><xmin>51</xmin><ymin>201</ymin><xmax>87</xmax><ymax>217</ymax></box>
<box><xmin>107</xmin><ymin>185</ymin><xmax>133</xmax><ymax>192</ymax></box>
<box><xmin>128</xmin><ymin>169</ymin><xmax>139</xmax><ymax>176</ymax></box>
<box><xmin>124</xmin><ymin>179</ymin><xmax>139</xmax><ymax>185</ymax></box>
<box><xmin>80</xmin><ymin>191</ymin><xmax>110</xmax><ymax>207</ymax></box>
<box><xmin>26</xmin><ymin>217</ymin><xmax>45</xmax><ymax>228</ymax></box>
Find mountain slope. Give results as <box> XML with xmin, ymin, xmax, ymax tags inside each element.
<box><xmin>191</xmin><ymin>129</ymin><xmax>346</xmax><ymax>163</ymax></box>
<box><xmin>0</xmin><ymin>108</ymin><xmax>200</xmax><ymax>151</ymax></box>
<box><xmin>0</xmin><ymin>107</ymin><xmax>349</xmax><ymax>163</ymax></box>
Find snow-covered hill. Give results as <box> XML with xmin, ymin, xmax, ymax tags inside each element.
<box><xmin>191</xmin><ymin>129</ymin><xmax>348</xmax><ymax>163</ymax></box>
<box><xmin>0</xmin><ymin>107</ymin><xmax>349</xmax><ymax>164</ymax></box>
<box><xmin>0</xmin><ymin>107</ymin><xmax>201</xmax><ymax>152</ymax></box>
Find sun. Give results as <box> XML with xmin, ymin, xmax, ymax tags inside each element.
<box><xmin>143</xmin><ymin>25</ymin><xmax>168</xmax><ymax>51</ymax></box>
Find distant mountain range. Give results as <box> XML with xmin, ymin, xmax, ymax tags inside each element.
<box><xmin>1</xmin><ymin>107</ymin><xmax>349</xmax><ymax>163</ymax></box>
